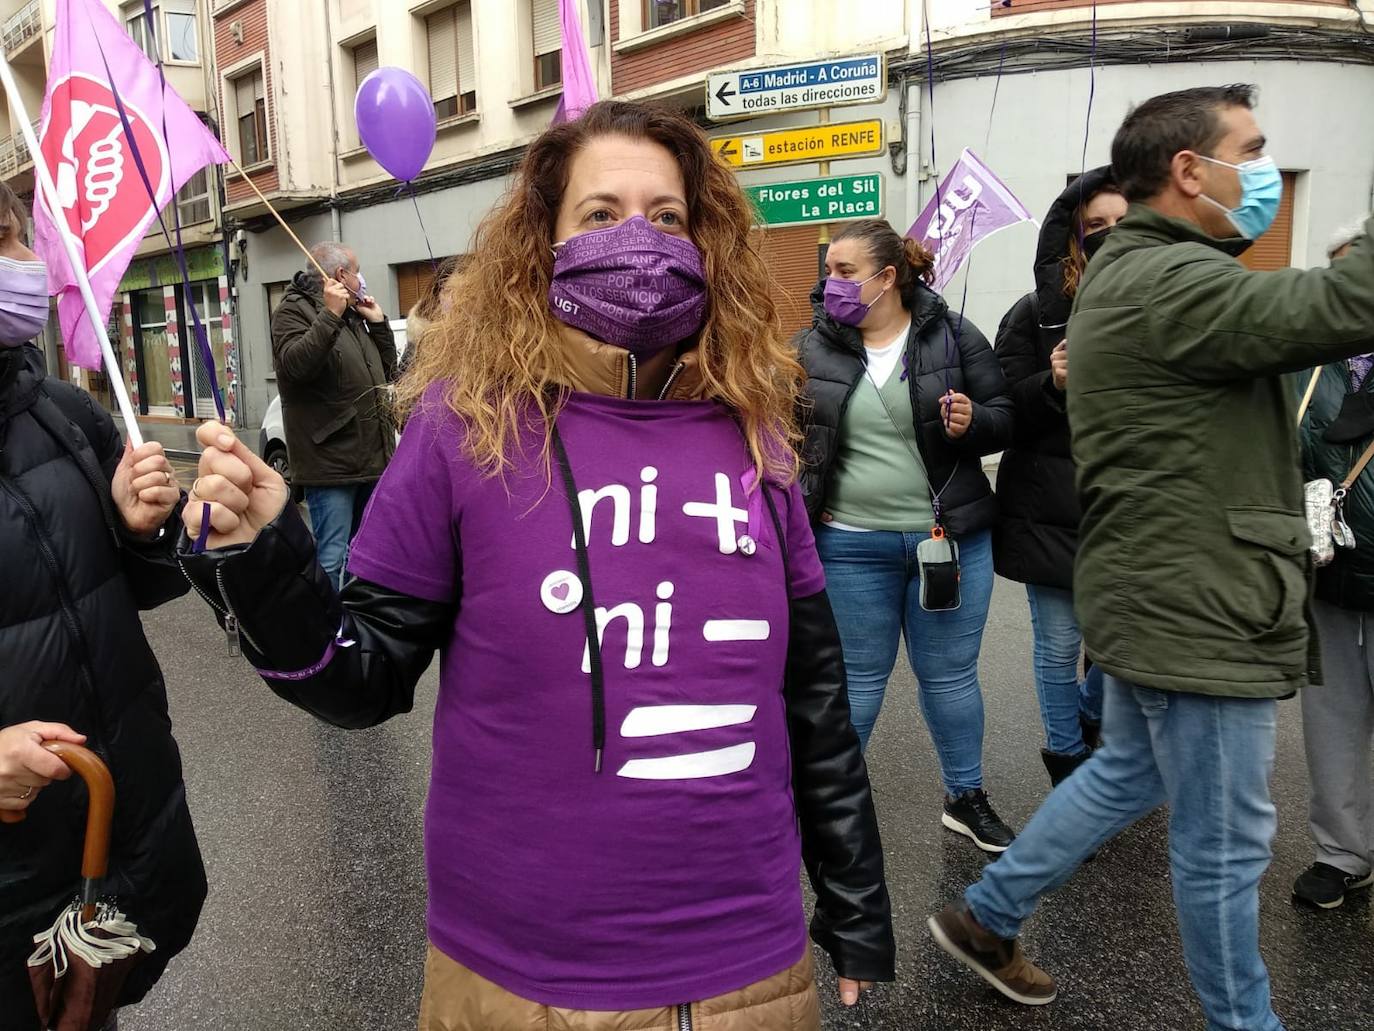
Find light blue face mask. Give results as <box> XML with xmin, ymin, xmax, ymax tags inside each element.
<box><xmin>1198</xmin><ymin>155</ymin><xmax>1283</xmax><ymax>240</ymax></box>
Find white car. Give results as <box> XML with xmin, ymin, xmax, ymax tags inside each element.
<box><xmin>257</xmin><ymin>318</ymin><xmax>409</xmax><ymax>493</ymax></box>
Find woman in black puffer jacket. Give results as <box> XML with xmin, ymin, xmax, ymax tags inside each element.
<box><xmin>0</xmin><ymin>186</ymin><xmax>205</xmax><ymax>1030</ymax></box>
<box><xmin>992</xmin><ymin>167</ymin><xmax>1125</xmax><ymax>788</ymax></box>
<box><xmin>798</xmin><ymin>218</ymin><xmax>1015</xmax><ymax>855</ymax></box>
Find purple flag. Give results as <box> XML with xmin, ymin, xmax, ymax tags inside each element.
<box><xmin>552</xmin><ymin>0</ymin><xmax>599</xmax><ymax>125</ymax></box>
<box><xmin>907</xmin><ymin>149</ymin><xmax>1035</xmax><ymax>292</ymax></box>
<box><xmin>33</xmin><ymin>0</ymin><xmax>229</xmax><ymax>369</ymax></box>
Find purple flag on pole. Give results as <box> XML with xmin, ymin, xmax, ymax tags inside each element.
<box><xmin>552</xmin><ymin>0</ymin><xmax>599</xmax><ymax>124</ymax></box>
<box><xmin>33</xmin><ymin>0</ymin><xmax>229</xmax><ymax>370</ymax></box>
<box><xmin>907</xmin><ymin>149</ymin><xmax>1035</xmax><ymax>292</ymax></box>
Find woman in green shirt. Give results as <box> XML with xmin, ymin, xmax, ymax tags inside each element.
<box><xmin>797</xmin><ymin>219</ymin><xmax>1015</xmax><ymax>853</ymax></box>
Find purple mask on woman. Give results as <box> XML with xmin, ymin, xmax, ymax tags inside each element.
<box><xmin>823</xmin><ymin>269</ymin><xmax>889</xmax><ymax>328</ymax></box>
<box><xmin>549</xmin><ymin>216</ymin><xmax>707</xmax><ymax>357</ymax></box>
<box><xmin>0</xmin><ymin>257</ymin><xmax>49</xmax><ymax>347</ymax></box>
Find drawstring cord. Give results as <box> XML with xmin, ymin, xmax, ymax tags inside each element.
<box><xmin>552</xmin><ymin>424</ymin><xmax>607</xmax><ymax>773</ymax></box>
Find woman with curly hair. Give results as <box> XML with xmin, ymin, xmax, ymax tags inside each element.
<box><xmin>175</xmin><ymin>101</ymin><xmax>892</xmax><ymax>1029</ymax></box>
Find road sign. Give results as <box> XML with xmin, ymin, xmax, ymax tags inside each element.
<box><xmin>708</xmin><ymin>54</ymin><xmax>885</xmax><ymax>120</ymax></box>
<box><xmin>711</xmin><ymin>119</ymin><xmax>884</xmax><ymax>170</ymax></box>
<box><xmin>745</xmin><ymin>173</ymin><xmax>883</xmax><ymax>229</ymax></box>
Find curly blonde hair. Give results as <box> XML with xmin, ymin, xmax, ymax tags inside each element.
<box><xmin>395</xmin><ymin>101</ymin><xmax>803</xmax><ymax>484</ymax></box>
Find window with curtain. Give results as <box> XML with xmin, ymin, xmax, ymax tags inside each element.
<box><xmin>132</xmin><ymin>289</ymin><xmax>173</xmax><ymax>413</ymax></box>
<box><xmin>532</xmin><ymin>0</ymin><xmax>561</xmax><ymax>91</ymax></box>
<box><xmin>124</xmin><ymin>3</ymin><xmax>157</xmax><ymax>60</ymax></box>
<box><xmin>353</xmin><ymin>37</ymin><xmax>378</xmax><ymax>95</ymax></box>
<box><xmin>644</xmin><ymin>0</ymin><xmax>729</xmax><ymax>30</ymax></box>
<box><xmin>233</xmin><ymin>69</ymin><xmax>268</xmax><ymax>166</ymax></box>
<box><xmin>426</xmin><ymin>3</ymin><xmax>477</xmax><ymax>121</ymax></box>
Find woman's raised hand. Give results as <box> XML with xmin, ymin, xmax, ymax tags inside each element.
<box><xmin>183</xmin><ymin>421</ymin><xmax>291</xmax><ymax>550</ymax></box>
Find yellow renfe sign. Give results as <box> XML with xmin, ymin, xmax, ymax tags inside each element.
<box><xmin>710</xmin><ymin>119</ymin><xmax>885</xmax><ymax>169</ymax></box>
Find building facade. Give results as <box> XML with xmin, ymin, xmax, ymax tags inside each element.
<box><xmin>6</xmin><ymin>0</ymin><xmax>1373</xmax><ymax>444</ymax></box>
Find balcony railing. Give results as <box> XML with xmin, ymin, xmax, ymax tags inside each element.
<box><xmin>3</xmin><ymin>0</ymin><xmax>40</xmax><ymax>53</ymax></box>
<box><xmin>0</xmin><ymin>121</ymin><xmax>44</xmax><ymax>178</ymax></box>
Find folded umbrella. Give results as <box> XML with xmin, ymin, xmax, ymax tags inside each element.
<box><xmin>2</xmin><ymin>742</ymin><xmax>155</xmax><ymax>1031</ymax></box>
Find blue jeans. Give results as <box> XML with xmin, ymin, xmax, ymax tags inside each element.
<box><xmin>1025</xmin><ymin>584</ymin><xmax>1105</xmax><ymax>755</ymax></box>
<box><xmin>304</xmin><ymin>483</ymin><xmax>375</xmax><ymax>591</ymax></box>
<box><xmin>965</xmin><ymin>676</ymin><xmax>1285</xmax><ymax>1031</ymax></box>
<box><xmin>817</xmin><ymin>527</ymin><xmax>994</xmax><ymax>797</ymax></box>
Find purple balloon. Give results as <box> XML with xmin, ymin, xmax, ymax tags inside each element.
<box><xmin>354</xmin><ymin>67</ymin><xmax>437</xmax><ymax>183</ymax></box>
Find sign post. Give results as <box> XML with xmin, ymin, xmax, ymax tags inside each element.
<box><xmin>709</xmin><ymin>118</ymin><xmax>884</xmax><ymax>170</ymax></box>
<box><xmin>743</xmin><ymin>174</ymin><xmax>884</xmax><ymax>229</ymax></box>
<box><xmin>707</xmin><ymin>54</ymin><xmax>885</xmax><ymax>121</ymax></box>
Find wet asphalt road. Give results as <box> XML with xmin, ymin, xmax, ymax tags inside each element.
<box><xmin>119</xmin><ymin>576</ymin><xmax>1374</xmax><ymax>1031</ymax></box>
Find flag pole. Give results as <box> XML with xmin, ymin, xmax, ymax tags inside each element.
<box><xmin>0</xmin><ymin>51</ymin><xmax>144</xmax><ymax>446</ymax></box>
<box><xmin>227</xmin><ymin>157</ymin><xmax>329</xmax><ymax>280</ymax></box>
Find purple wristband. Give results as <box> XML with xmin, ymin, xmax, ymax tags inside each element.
<box><xmin>254</xmin><ymin>628</ymin><xmax>356</xmax><ymax>681</ymax></box>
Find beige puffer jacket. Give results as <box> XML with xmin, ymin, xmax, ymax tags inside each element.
<box><xmin>418</xmin><ymin>944</ymin><xmax>821</xmax><ymax>1031</ymax></box>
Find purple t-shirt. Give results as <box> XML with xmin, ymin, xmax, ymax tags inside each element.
<box><xmin>347</xmin><ymin>389</ymin><xmax>826</xmax><ymax>1011</ymax></box>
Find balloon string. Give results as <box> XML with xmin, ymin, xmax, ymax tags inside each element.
<box><xmin>406</xmin><ymin>184</ymin><xmax>439</xmax><ymax>272</ymax></box>
<box><xmin>1076</xmin><ymin>0</ymin><xmax>1099</xmax><ymax>253</ymax></box>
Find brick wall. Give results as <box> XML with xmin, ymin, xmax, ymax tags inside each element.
<box><xmin>214</xmin><ymin>0</ymin><xmax>280</xmax><ymax>204</ymax></box>
<box><xmin>611</xmin><ymin>1</ymin><xmax>756</xmax><ymax>95</ymax></box>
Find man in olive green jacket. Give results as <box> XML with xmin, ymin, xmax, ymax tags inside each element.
<box><xmin>930</xmin><ymin>86</ymin><xmax>1374</xmax><ymax>1031</ymax></box>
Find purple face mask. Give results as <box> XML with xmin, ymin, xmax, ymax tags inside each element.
<box><xmin>549</xmin><ymin>216</ymin><xmax>707</xmax><ymax>357</ymax></box>
<box><xmin>823</xmin><ymin>269</ymin><xmax>889</xmax><ymax>328</ymax></box>
<box><xmin>0</xmin><ymin>257</ymin><xmax>49</xmax><ymax>347</ymax></box>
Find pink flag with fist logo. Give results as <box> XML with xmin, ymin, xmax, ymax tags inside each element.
<box><xmin>33</xmin><ymin>0</ymin><xmax>229</xmax><ymax>369</ymax></box>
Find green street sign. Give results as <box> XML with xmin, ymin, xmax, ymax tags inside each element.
<box><xmin>744</xmin><ymin>173</ymin><xmax>883</xmax><ymax>228</ymax></box>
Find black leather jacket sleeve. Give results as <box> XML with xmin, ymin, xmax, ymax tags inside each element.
<box><xmin>176</xmin><ymin>500</ymin><xmax>454</xmax><ymax>729</ymax></box>
<box><xmin>787</xmin><ymin>589</ymin><xmax>896</xmax><ymax>982</ymax></box>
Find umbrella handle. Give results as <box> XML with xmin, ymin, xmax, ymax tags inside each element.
<box><xmin>0</xmin><ymin>743</ymin><xmax>113</xmax><ymax>917</ymax></box>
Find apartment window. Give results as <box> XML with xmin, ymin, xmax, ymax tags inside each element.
<box><xmin>232</xmin><ymin>68</ymin><xmax>268</xmax><ymax>166</ymax></box>
<box><xmin>352</xmin><ymin>37</ymin><xmax>379</xmax><ymax>96</ymax></box>
<box><xmin>532</xmin><ymin>0</ymin><xmax>561</xmax><ymax>90</ymax></box>
<box><xmin>644</xmin><ymin>0</ymin><xmax>729</xmax><ymax>30</ymax></box>
<box><xmin>176</xmin><ymin>167</ymin><xmax>211</xmax><ymax>225</ymax></box>
<box><xmin>166</xmin><ymin>1</ymin><xmax>198</xmax><ymax>61</ymax></box>
<box><xmin>426</xmin><ymin>3</ymin><xmax>477</xmax><ymax>120</ymax></box>
<box><xmin>124</xmin><ymin>4</ymin><xmax>156</xmax><ymax>60</ymax></box>
<box><xmin>122</xmin><ymin>2</ymin><xmax>198</xmax><ymax>62</ymax></box>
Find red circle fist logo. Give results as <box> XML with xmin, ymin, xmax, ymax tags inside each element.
<box><xmin>39</xmin><ymin>73</ymin><xmax>169</xmax><ymax>275</ymax></box>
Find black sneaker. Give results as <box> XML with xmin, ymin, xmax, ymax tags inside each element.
<box><xmin>1292</xmin><ymin>862</ymin><xmax>1374</xmax><ymax>910</ymax></box>
<box><xmin>942</xmin><ymin>789</ymin><xmax>1016</xmax><ymax>853</ymax></box>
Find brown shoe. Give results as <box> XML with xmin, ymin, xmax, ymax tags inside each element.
<box><xmin>927</xmin><ymin>901</ymin><xmax>1057</xmax><ymax>1006</ymax></box>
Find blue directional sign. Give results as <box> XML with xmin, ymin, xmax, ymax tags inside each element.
<box><xmin>707</xmin><ymin>54</ymin><xmax>885</xmax><ymax>120</ymax></box>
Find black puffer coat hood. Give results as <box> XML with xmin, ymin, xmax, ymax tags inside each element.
<box><xmin>796</xmin><ymin>277</ymin><xmax>1013</xmax><ymax>536</ymax></box>
<box><xmin>993</xmin><ymin>167</ymin><xmax>1117</xmax><ymax>589</ymax></box>
<box><xmin>0</xmin><ymin>347</ymin><xmax>205</xmax><ymax>1017</ymax></box>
